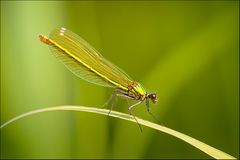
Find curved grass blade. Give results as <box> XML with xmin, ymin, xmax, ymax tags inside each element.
<box><xmin>0</xmin><ymin>106</ymin><xmax>235</xmax><ymax>159</ymax></box>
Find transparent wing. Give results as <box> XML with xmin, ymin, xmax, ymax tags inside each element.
<box><xmin>47</xmin><ymin>27</ymin><xmax>133</xmax><ymax>89</ymax></box>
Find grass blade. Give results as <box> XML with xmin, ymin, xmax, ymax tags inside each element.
<box><xmin>0</xmin><ymin>106</ymin><xmax>235</xmax><ymax>159</ymax></box>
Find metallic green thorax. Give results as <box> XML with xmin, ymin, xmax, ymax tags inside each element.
<box><xmin>129</xmin><ymin>82</ymin><xmax>147</xmax><ymax>100</ymax></box>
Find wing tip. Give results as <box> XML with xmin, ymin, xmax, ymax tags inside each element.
<box><xmin>39</xmin><ymin>34</ymin><xmax>52</xmax><ymax>45</ymax></box>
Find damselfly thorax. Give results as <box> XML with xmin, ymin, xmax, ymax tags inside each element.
<box><xmin>125</xmin><ymin>82</ymin><xmax>157</xmax><ymax>103</ymax></box>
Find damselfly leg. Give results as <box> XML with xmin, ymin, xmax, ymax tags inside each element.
<box><xmin>101</xmin><ymin>91</ymin><xmax>118</xmax><ymax>115</ymax></box>
<box><xmin>146</xmin><ymin>99</ymin><xmax>162</xmax><ymax>125</ymax></box>
<box><xmin>116</xmin><ymin>93</ymin><xmax>143</xmax><ymax>132</ymax></box>
<box><xmin>101</xmin><ymin>92</ymin><xmax>115</xmax><ymax>109</ymax></box>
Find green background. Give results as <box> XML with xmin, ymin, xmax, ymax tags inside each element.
<box><xmin>1</xmin><ymin>1</ymin><xmax>239</xmax><ymax>159</ymax></box>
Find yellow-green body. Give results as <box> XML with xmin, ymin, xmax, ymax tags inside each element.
<box><xmin>39</xmin><ymin>28</ymin><xmax>148</xmax><ymax>101</ymax></box>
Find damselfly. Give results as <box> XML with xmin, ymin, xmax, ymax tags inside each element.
<box><xmin>39</xmin><ymin>27</ymin><xmax>158</xmax><ymax>131</ymax></box>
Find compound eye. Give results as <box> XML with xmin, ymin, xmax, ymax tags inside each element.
<box><xmin>152</xmin><ymin>94</ymin><xmax>156</xmax><ymax>99</ymax></box>
<box><xmin>148</xmin><ymin>93</ymin><xmax>157</xmax><ymax>104</ymax></box>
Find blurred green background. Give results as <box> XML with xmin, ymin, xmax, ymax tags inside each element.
<box><xmin>1</xmin><ymin>1</ymin><xmax>239</xmax><ymax>159</ymax></box>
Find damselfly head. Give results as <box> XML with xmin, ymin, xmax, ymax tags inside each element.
<box><xmin>148</xmin><ymin>93</ymin><xmax>157</xmax><ymax>104</ymax></box>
